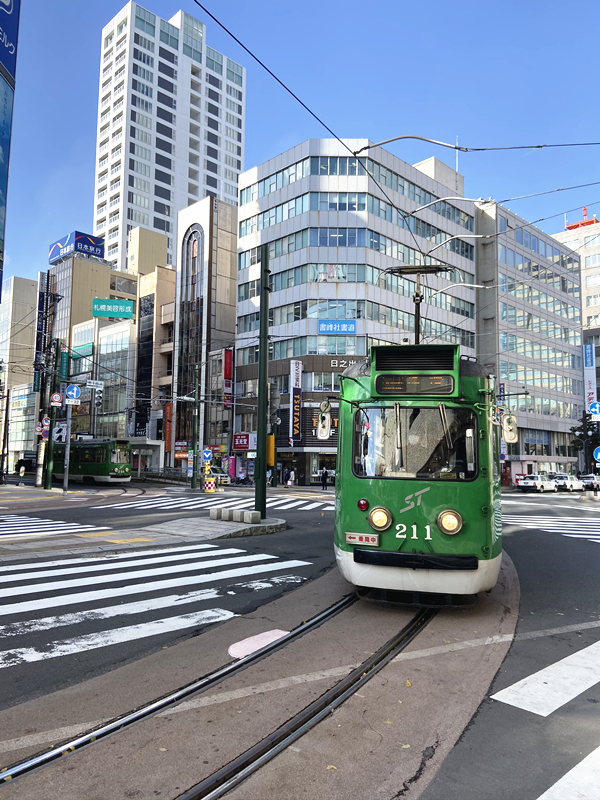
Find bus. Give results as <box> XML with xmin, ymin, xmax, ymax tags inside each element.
<box><xmin>334</xmin><ymin>344</ymin><xmax>504</xmax><ymax>605</ymax></box>
<box><xmin>52</xmin><ymin>439</ymin><xmax>132</xmax><ymax>483</ymax></box>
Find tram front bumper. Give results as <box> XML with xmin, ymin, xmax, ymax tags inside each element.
<box><xmin>335</xmin><ymin>545</ymin><xmax>502</xmax><ymax>595</ymax></box>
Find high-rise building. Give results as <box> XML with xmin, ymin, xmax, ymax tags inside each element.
<box><xmin>93</xmin><ymin>2</ymin><xmax>246</xmax><ymax>271</ymax></box>
<box><xmin>552</xmin><ymin>208</ymin><xmax>600</xmax><ymax>329</ymax></box>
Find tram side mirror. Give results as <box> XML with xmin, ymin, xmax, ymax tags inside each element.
<box><xmin>501</xmin><ymin>414</ymin><xmax>518</xmax><ymax>444</ymax></box>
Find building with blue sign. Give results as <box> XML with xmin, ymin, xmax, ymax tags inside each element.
<box><xmin>235</xmin><ymin>139</ymin><xmax>478</xmax><ymax>485</ymax></box>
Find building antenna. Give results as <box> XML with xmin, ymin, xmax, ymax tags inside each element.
<box><xmin>564</xmin><ymin>212</ymin><xmax>567</xmax><ymax>229</ymax></box>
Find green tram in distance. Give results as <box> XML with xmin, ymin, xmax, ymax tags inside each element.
<box><xmin>334</xmin><ymin>344</ymin><xmax>502</xmax><ymax>606</ymax></box>
<box><xmin>52</xmin><ymin>439</ymin><xmax>132</xmax><ymax>483</ymax></box>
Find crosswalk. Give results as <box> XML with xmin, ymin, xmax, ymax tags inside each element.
<box><xmin>491</xmin><ymin>638</ymin><xmax>600</xmax><ymax>798</ymax></box>
<box><xmin>0</xmin><ymin>514</ymin><xmax>110</xmax><ymax>539</ymax></box>
<box><xmin>502</xmin><ymin>514</ymin><xmax>600</xmax><ymax>544</ymax></box>
<box><xmin>0</xmin><ymin>541</ymin><xmax>311</xmax><ymax>669</ymax></box>
<box><xmin>91</xmin><ymin>493</ymin><xmax>336</xmax><ymax>513</ymax></box>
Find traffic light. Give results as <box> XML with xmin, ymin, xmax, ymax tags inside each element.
<box><xmin>94</xmin><ymin>387</ymin><xmax>103</xmax><ymax>408</ymax></box>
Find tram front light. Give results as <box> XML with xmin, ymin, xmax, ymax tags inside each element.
<box><xmin>357</xmin><ymin>499</ymin><xmax>369</xmax><ymax>511</ymax></box>
<box><xmin>368</xmin><ymin>506</ymin><xmax>392</xmax><ymax>531</ymax></box>
<box><xmin>436</xmin><ymin>510</ymin><xmax>463</xmax><ymax>535</ymax></box>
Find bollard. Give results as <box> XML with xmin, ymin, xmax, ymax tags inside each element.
<box><xmin>204</xmin><ymin>477</ymin><xmax>216</xmax><ymax>494</ymax></box>
<box><xmin>221</xmin><ymin>508</ymin><xmax>232</xmax><ymax>521</ymax></box>
<box><xmin>232</xmin><ymin>509</ymin><xmax>245</xmax><ymax>522</ymax></box>
<box><xmin>209</xmin><ymin>508</ymin><xmax>222</xmax><ymax>520</ymax></box>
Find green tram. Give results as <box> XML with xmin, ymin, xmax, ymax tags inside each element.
<box><xmin>334</xmin><ymin>344</ymin><xmax>504</xmax><ymax>604</ymax></box>
<box><xmin>53</xmin><ymin>439</ymin><xmax>132</xmax><ymax>483</ymax></box>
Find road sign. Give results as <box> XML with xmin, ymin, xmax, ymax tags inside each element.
<box><xmin>52</xmin><ymin>425</ymin><xmax>66</xmax><ymax>442</ymax></box>
<box><xmin>65</xmin><ymin>398</ymin><xmax>81</xmax><ymax>406</ymax></box>
<box><xmin>66</xmin><ymin>384</ymin><xmax>81</xmax><ymax>400</ymax></box>
<box><xmin>594</xmin><ymin>446</ymin><xmax>600</xmax><ymax>463</ymax></box>
<box><xmin>593</xmin><ymin>415</ymin><xmax>600</xmax><ymax>422</ymax></box>
<box><xmin>51</xmin><ymin>392</ymin><xmax>62</xmax><ymax>407</ymax></box>
<box><xmin>590</xmin><ymin>402</ymin><xmax>600</xmax><ymax>415</ymax></box>
<box><xmin>42</xmin><ymin>416</ymin><xmax>50</xmax><ymax>428</ymax></box>
<box><xmin>87</xmin><ymin>380</ymin><xmax>104</xmax><ymax>390</ymax></box>
<box><xmin>41</xmin><ymin>429</ymin><xmax>49</xmax><ymax>440</ymax></box>
<box><xmin>35</xmin><ymin>424</ymin><xmax>43</xmax><ymax>433</ymax></box>
<box><xmin>202</xmin><ymin>449</ymin><xmax>212</xmax><ymax>461</ymax></box>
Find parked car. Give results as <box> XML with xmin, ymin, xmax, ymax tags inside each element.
<box><xmin>554</xmin><ymin>474</ymin><xmax>584</xmax><ymax>492</ymax></box>
<box><xmin>209</xmin><ymin>467</ymin><xmax>231</xmax><ymax>486</ymax></box>
<box><xmin>519</xmin><ymin>474</ymin><xmax>557</xmax><ymax>493</ymax></box>
<box><xmin>580</xmin><ymin>474</ymin><xmax>600</xmax><ymax>491</ymax></box>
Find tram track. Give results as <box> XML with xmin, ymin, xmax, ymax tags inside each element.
<box><xmin>1</xmin><ymin>593</ymin><xmax>357</xmax><ymax>784</ymax></box>
<box><xmin>176</xmin><ymin>608</ymin><xmax>436</xmax><ymax>800</ymax></box>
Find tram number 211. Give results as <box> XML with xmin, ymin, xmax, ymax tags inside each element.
<box><xmin>395</xmin><ymin>523</ymin><xmax>432</xmax><ymax>541</ymax></box>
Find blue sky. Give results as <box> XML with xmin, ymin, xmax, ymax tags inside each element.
<box><xmin>6</xmin><ymin>0</ymin><xmax>600</xmax><ymax>282</ymax></box>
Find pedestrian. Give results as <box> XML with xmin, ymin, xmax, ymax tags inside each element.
<box><xmin>288</xmin><ymin>468</ymin><xmax>295</xmax><ymax>488</ymax></box>
<box><xmin>284</xmin><ymin>468</ymin><xmax>290</xmax><ymax>487</ymax></box>
<box><xmin>321</xmin><ymin>467</ymin><xmax>328</xmax><ymax>490</ymax></box>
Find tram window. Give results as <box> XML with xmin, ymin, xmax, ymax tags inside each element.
<box><xmin>111</xmin><ymin>448</ymin><xmax>130</xmax><ymax>463</ymax></box>
<box><xmin>353</xmin><ymin>406</ymin><xmax>478</xmax><ymax>481</ymax></box>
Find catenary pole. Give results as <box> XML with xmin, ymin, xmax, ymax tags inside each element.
<box><xmin>254</xmin><ymin>244</ymin><xmax>269</xmax><ymax>519</ymax></box>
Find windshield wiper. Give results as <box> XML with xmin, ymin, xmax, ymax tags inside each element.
<box><xmin>395</xmin><ymin>403</ymin><xmax>403</xmax><ymax>467</ymax></box>
<box><xmin>438</xmin><ymin>403</ymin><xmax>453</xmax><ymax>449</ymax></box>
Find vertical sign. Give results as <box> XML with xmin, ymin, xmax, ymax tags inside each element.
<box><xmin>223</xmin><ymin>347</ymin><xmax>233</xmax><ymax>408</ymax></box>
<box><xmin>289</xmin><ymin>359</ymin><xmax>303</xmax><ymax>444</ymax></box>
<box><xmin>584</xmin><ymin>343</ymin><xmax>597</xmax><ymax>410</ymax></box>
<box><xmin>0</xmin><ymin>0</ymin><xmax>21</xmax><ymax>303</ymax></box>
<box><xmin>164</xmin><ymin>401</ymin><xmax>172</xmax><ymax>451</ymax></box>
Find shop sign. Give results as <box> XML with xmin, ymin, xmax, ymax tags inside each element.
<box><xmin>290</xmin><ymin>360</ymin><xmax>302</xmax><ymax>443</ymax></box>
<box><xmin>329</xmin><ymin>358</ymin><xmax>358</xmax><ymax>370</ymax></box>
<box><xmin>233</xmin><ymin>433</ymin><xmax>257</xmax><ymax>451</ymax></box>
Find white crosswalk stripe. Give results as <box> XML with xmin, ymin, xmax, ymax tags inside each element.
<box><xmin>90</xmin><ymin>494</ymin><xmax>335</xmax><ymax>513</ymax></box>
<box><xmin>503</xmin><ymin>515</ymin><xmax>600</xmax><ymax>542</ymax></box>
<box><xmin>0</xmin><ymin>542</ymin><xmax>312</xmax><ymax>669</ymax></box>
<box><xmin>0</xmin><ymin>514</ymin><xmax>110</xmax><ymax>539</ymax></box>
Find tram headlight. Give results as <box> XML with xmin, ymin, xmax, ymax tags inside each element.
<box><xmin>367</xmin><ymin>506</ymin><xmax>393</xmax><ymax>531</ymax></box>
<box><xmin>436</xmin><ymin>510</ymin><xmax>463</xmax><ymax>535</ymax></box>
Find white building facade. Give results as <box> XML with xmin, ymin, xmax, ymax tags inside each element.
<box><xmin>93</xmin><ymin>2</ymin><xmax>245</xmax><ymax>271</ymax></box>
<box><xmin>235</xmin><ymin>139</ymin><xmax>478</xmax><ymax>485</ymax></box>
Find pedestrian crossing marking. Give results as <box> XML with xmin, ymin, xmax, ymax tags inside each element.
<box><xmin>491</xmin><ymin>638</ymin><xmax>600</xmax><ymax>717</ymax></box>
<box><xmin>0</xmin><ymin>541</ymin><xmax>313</xmax><ymax>667</ymax></box>
<box><xmin>536</xmin><ymin>744</ymin><xmax>600</xmax><ymax>799</ymax></box>
<box><xmin>89</xmin><ymin>494</ymin><xmax>335</xmax><ymax>514</ymax></box>
<box><xmin>502</xmin><ymin>515</ymin><xmax>600</xmax><ymax>543</ymax></box>
<box><xmin>0</xmin><ymin>514</ymin><xmax>110</xmax><ymax>539</ymax></box>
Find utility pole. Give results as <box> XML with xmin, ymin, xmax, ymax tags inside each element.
<box><xmin>43</xmin><ymin>340</ymin><xmax>61</xmax><ymax>490</ymax></box>
<box><xmin>62</xmin><ymin>404</ymin><xmax>72</xmax><ymax>494</ymax></box>
<box><xmin>254</xmin><ymin>244</ymin><xmax>269</xmax><ymax>519</ymax></box>
<box><xmin>191</xmin><ymin>364</ymin><xmax>199</xmax><ymax>490</ymax></box>
<box><xmin>0</xmin><ymin>387</ymin><xmax>10</xmax><ymax>483</ymax></box>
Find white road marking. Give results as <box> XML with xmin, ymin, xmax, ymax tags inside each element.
<box><xmin>0</xmin><ymin>589</ymin><xmax>222</xmax><ymax>637</ymax></box>
<box><xmin>491</xmin><ymin>639</ymin><xmax>600</xmax><ymax>716</ymax></box>
<box><xmin>0</xmin><ymin>608</ymin><xmax>237</xmax><ymax>669</ymax></box>
<box><xmin>536</xmin><ymin>744</ymin><xmax>600</xmax><ymax>799</ymax></box>
<box><xmin>0</xmin><ymin>559</ymin><xmax>312</xmax><ymax>617</ymax></box>
<box><xmin>0</xmin><ymin>552</ymin><xmax>270</xmax><ymax>600</ymax></box>
<box><xmin>0</xmin><ymin>547</ymin><xmax>242</xmax><ymax>585</ymax></box>
<box><xmin>273</xmin><ymin>500</ymin><xmax>309</xmax><ymax>510</ymax></box>
<box><xmin>0</xmin><ymin>542</ymin><xmax>218</xmax><ymax>574</ymax></box>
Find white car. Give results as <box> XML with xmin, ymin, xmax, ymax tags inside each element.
<box><xmin>554</xmin><ymin>474</ymin><xmax>584</xmax><ymax>492</ymax></box>
<box><xmin>519</xmin><ymin>474</ymin><xmax>557</xmax><ymax>493</ymax></box>
<box><xmin>581</xmin><ymin>474</ymin><xmax>600</xmax><ymax>491</ymax></box>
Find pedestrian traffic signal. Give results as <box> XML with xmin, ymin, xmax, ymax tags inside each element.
<box><xmin>94</xmin><ymin>387</ymin><xmax>103</xmax><ymax>408</ymax></box>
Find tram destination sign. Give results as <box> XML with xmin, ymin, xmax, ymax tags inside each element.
<box><xmin>375</xmin><ymin>374</ymin><xmax>455</xmax><ymax>395</ymax></box>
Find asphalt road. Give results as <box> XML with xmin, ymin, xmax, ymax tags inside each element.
<box><xmin>422</xmin><ymin>492</ymin><xmax>600</xmax><ymax>800</ymax></box>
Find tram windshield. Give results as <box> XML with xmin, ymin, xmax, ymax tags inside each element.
<box><xmin>353</xmin><ymin>405</ymin><xmax>477</xmax><ymax>481</ymax></box>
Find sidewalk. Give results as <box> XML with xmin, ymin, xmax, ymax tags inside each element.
<box><xmin>0</xmin><ymin>515</ymin><xmax>287</xmax><ymax>562</ymax></box>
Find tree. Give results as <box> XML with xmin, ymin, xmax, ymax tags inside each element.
<box><xmin>570</xmin><ymin>413</ymin><xmax>600</xmax><ymax>472</ymax></box>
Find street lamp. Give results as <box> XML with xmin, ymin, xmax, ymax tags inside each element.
<box><xmin>353</xmin><ymin>135</ymin><xmax>469</xmax><ymax>157</ymax></box>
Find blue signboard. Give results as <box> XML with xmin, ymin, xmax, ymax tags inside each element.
<box><xmin>589</xmin><ymin>402</ymin><xmax>600</xmax><ymax>415</ymax></box>
<box><xmin>594</xmin><ymin>446</ymin><xmax>600</xmax><ymax>463</ymax></box>
<box><xmin>584</xmin><ymin>343</ymin><xmax>595</xmax><ymax>369</ymax></box>
<box><xmin>318</xmin><ymin>320</ymin><xmax>356</xmax><ymax>335</ymax></box>
<box><xmin>48</xmin><ymin>231</ymin><xmax>105</xmax><ymax>264</ymax></box>
<box><xmin>66</xmin><ymin>384</ymin><xmax>81</xmax><ymax>400</ymax></box>
<box><xmin>0</xmin><ymin>0</ymin><xmax>21</xmax><ymax>84</ymax></box>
